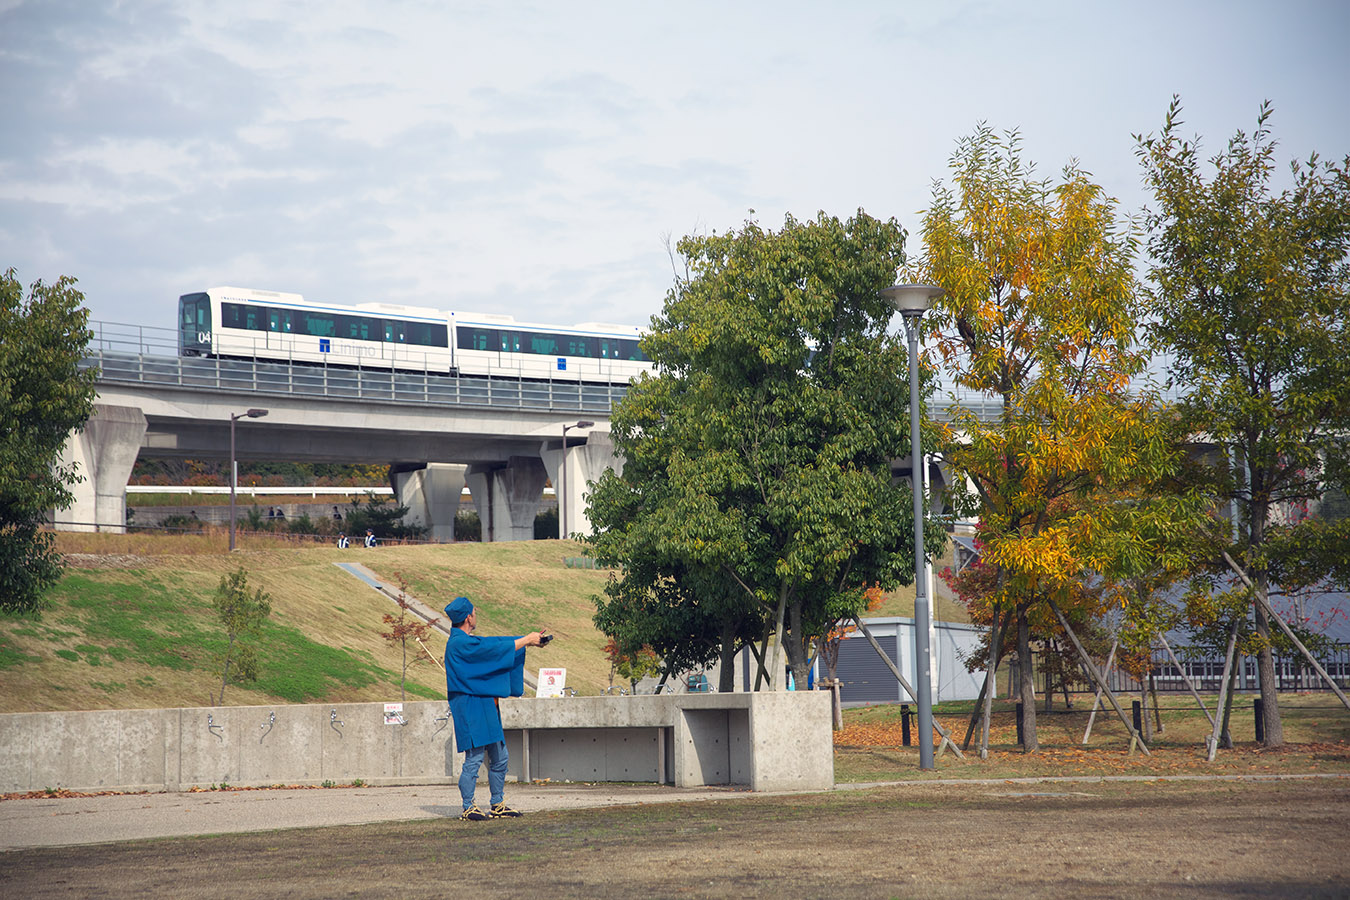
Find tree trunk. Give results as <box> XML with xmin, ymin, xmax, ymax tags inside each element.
<box><xmin>218</xmin><ymin>634</ymin><xmax>236</xmax><ymax>706</ymax></box>
<box><xmin>1250</xmin><ymin>505</ymin><xmax>1285</xmax><ymax>747</ymax></box>
<box><xmin>1017</xmin><ymin>606</ymin><xmax>1037</xmax><ymax>752</ymax></box>
<box><xmin>1252</xmin><ymin>603</ymin><xmax>1283</xmax><ymax>746</ymax></box>
<box><xmin>980</xmin><ymin>607</ymin><xmax>1002</xmax><ymax>759</ymax></box>
<box><xmin>1044</xmin><ymin>653</ymin><xmax>1053</xmax><ymax>713</ymax></box>
<box><xmin>768</xmin><ymin>582</ymin><xmax>789</xmax><ymax>691</ymax></box>
<box><xmin>786</xmin><ymin>597</ymin><xmax>811</xmax><ymax>690</ymax></box>
<box><xmin>1220</xmin><ymin>660</ymin><xmax>1237</xmax><ymax>749</ymax></box>
<box><xmin>717</xmin><ymin>620</ymin><xmax>738</xmax><ymax>693</ymax></box>
<box><xmin>1149</xmin><ymin>668</ymin><xmax>1163</xmax><ymax>734</ymax></box>
<box><xmin>1140</xmin><ymin>682</ymin><xmax>1152</xmax><ymax>743</ymax></box>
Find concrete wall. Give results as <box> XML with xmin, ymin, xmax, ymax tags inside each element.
<box><xmin>0</xmin><ymin>693</ymin><xmax>832</xmax><ymax>795</ymax></box>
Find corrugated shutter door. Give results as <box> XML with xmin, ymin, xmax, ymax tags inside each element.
<box><xmin>837</xmin><ymin>631</ymin><xmax>900</xmax><ymax>704</ymax></box>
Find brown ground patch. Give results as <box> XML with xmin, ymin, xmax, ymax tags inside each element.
<box><xmin>1</xmin><ymin>780</ymin><xmax>1346</xmax><ymax>899</ymax></box>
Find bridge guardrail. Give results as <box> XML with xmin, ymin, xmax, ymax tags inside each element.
<box><xmin>81</xmin><ymin>319</ymin><xmax>1025</xmax><ymax>420</ymax></box>
<box><xmin>83</xmin><ymin>349</ymin><xmax>628</xmax><ymax>414</ymax></box>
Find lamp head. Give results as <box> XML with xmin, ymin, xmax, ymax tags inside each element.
<box><xmin>246</xmin><ymin>408</ymin><xmax>269</xmax><ymax>418</ymax></box>
<box><xmin>881</xmin><ymin>284</ymin><xmax>944</xmax><ymax>318</ymax></box>
<box><xmin>576</xmin><ymin>420</ymin><xmax>595</xmax><ymax>429</ymax></box>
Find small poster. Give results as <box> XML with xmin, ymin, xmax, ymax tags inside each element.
<box><xmin>383</xmin><ymin>702</ymin><xmax>404</xmax><ymax>724</ymax></box>
<box><xmin>536</xmin><ymin>668</ymin><xmax>567</xmax><ymax>698</ymax></box>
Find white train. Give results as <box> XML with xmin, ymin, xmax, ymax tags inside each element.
<box><xmin>178</xmin><ymin>287</ymin><xmax>650</xmax><ymax>382</ymax></box>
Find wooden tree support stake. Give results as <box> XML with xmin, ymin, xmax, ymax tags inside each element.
<box><xmin>1207</xmin><ymin>616</ymin><xmax>1242</xmax><ymax>762</ymax></box>
<box><xmin>1046</xmin><ymin>597</ymin><xmax>1149</xmax><ymax>756</ymax></box>
<box><xmin>1221</xmin><ymin>550</ymin><xmax>1350</xmax><ymax>713</ymax></box>
<box><xmin>1081</xmin><ymin>638</ymin><xmax>1119</xmax><ymax>745</ymax></box>
<box><xmin>851</xmin><ymin>616</ymin><xmax>965</xmax><ymax>759</ymax></box>
<box><xmin>962</xmin><ymin>607</ymin><xmax>1003</xmax><ymax>756</ymax></box>
<box><xmin>415</xmin><ymin>637</ymin><xmax>444</xmax><ymax>672</ymax></box>
<box><xmin>1156</xmin><ymin>631</ymin><xmax>1214</xmax><ymax>728</ymax></box>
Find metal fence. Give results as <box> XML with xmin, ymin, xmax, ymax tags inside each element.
<box><xmin>82</xmin><ymin>322</ymin><xmax>629</xmax><ymax>414</ymax></box>
<box><xmin>1044</xmin><ymin>644</ymin><xmax>1350</xmax><ymax>695</ymax></box>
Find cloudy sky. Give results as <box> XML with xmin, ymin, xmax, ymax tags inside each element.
<box><xmin>2</xmin><ymin>0</ymin><xmax>1347</xmax><ymax>334</ymax></box>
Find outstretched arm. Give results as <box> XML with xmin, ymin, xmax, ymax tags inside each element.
<box><xmin>514</xmin><ymin>632</ymin><xmax>544</xmax><ymax>651</ymax></box>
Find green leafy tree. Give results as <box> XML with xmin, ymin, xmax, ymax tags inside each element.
<box><xmin>0</xmin><ymin>269</ymin><xmax>98</xmax><ymax>613</ymax></box>
<box><xmin>916</xmin><ymin>126</ymin><xmax>1188</xmax><ymax>751</ymax></box>
<box><xmin>1137</xmin><ymin>98</ymin><xmax>1350</xmax><ymax>747</ymax></box>
<box><xmin>587</xmin><ymin>210</ymin><xmax>946</xmax><ymax>690</ymax></box>
<box><xmin>211</xmin><ymin>567</ymin><xmax>273</xmax><ymax>705</ymax></box>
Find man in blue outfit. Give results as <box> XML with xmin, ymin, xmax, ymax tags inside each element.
<box><xmin>443</xmin><ymin>596</ymin><xmax>546</xmax><ymax>821</ymax></box>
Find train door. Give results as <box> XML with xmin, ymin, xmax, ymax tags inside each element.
<box><xmin>265</xmin><ymin>308</ymin><xmax>295</xmax><ymax>358</ymax></box>
<box><xmin>383</xmin><ymin>319</ymin><xmax>408</xmax><ymax>368</ymax></box>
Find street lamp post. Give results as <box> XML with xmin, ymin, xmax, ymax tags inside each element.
<box><xmin>881</xmin><ymin>283</ymin><xmax>944</xmax><ymax>770</ymax></box>
<box><xmin>229</xmin><ymin>408</ymin><xmax>269</xmax><ymax>551</ymax></box>
<box><xmin>559</xmin><ymin>420</ymin><xmax>595</xmax><ymax>540</ymax></box>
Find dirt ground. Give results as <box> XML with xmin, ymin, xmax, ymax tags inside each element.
<box><xmin>2</xmin><ymin>780</ymin><xmax>1347</xmax><ymax>899</ymax></box>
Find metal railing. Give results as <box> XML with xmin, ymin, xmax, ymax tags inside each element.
<box><xmin>82</xmin><ymin>322</ymin><xmax>629</xmax><ymax>414</ymax></box>
<box><xmin>82</xmin><ymin>319</ymin><xmax>1017</xmax><ymax>421</ymax></box>
<box><xmin>1041</xmin><ymin>645</ymin><xmax>1350</xmax><ymax>695</ymax></box>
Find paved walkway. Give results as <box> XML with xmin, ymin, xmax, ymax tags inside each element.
<box><xmin>0</xmin><ymin>782</ymin><xmax>756</xmax><ymax>851</ymax></box>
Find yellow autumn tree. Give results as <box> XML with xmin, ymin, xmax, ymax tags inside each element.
<box><xmin>916</xmin><ymin>126</ymin><xmax>1186</xmax><ymax>752</ymax></box>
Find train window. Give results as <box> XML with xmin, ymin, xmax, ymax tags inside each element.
<box><xmin>384</xmin><ymin>321</ymin><xmax>396</xmax><ymax>342</ymax></box>
<box><xmin>567</xmin><ymin>337</ymin><xmax>592</xmax><ymax>357</ymax></box>
<box><xmin>620</xmin><ymin>339</ymin><xmax>647</xmax><ymax>361</ymax></box>
<box><xmin>458</xmin><ymin>327</ymin><xmax>494</xmax><ymax>351</ymax></box>
<box><xmin>406</xmin><ymin>322</ymin><xmax>445</xmax><ymax>346</ymax></box>
<box><xmin>267</xmin><ymin>311</ymin><xmax>282</xmax><ymax>332</ymax></box>
<box><xmin>530</xmin><ymin>334</ymin><xmax>559</xmax><ymax>356</ymax></box>
<box><xmin>302</xmin><ymin>311</ymin><xmax>336</xmax><ymax>337</ymax></box>
<box><xmin>221</xmin><ymin>302</ymin><xmax>254</xmax><ymax>330</ymax></box>
<box><xmin>501</xmin><ymin>331</ymin><xmax>522</xmax><ymax>352</ymax></box>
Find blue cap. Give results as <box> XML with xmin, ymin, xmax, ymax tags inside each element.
<box><xmin>445</xmin><ymin>596</ymin><xmax>473</xmax><ymax>624</ymax></box>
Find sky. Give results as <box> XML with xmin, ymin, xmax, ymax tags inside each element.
<box><xmin>2</xmin><ymin>0</ymin><xmax>1348</xmax><ymax>335</ymax></box>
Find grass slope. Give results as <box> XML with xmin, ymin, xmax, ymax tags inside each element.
<box><xmin>0</xmin><ymin>535</ymin><xmax>614</xmax><ymax>713</ymax></box>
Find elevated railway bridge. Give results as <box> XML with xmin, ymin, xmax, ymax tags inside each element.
<box><xmin>65</xmin><ymin>321</ymin><xmax>1004</xmax><ymax>541</ymax></box>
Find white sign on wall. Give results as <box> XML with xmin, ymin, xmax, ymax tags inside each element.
<box><xmin>536</xmin><ymin>668</ymin><xmax>567</xmax><ymax>698</ymax></box>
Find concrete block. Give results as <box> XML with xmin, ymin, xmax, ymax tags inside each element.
<box><xmin>677</xmin><ymin>708</ymin><xmax>731</xmax><ymax>787</ymax></box>
<box><xmin>320</xmin><ymin>703</ymin><xmax>400</xmax><ymax>782</ymax></box>
<box><xmin>0</xmin><ymin>712</ymin><xmax>36</xmax><ymax>792</ymax></box>
<box><xmin>748</xmin><ymin>691</ymin><xmax>834</xmax><ymax>792</ymax></box>
<box><xmin>115</xmin><ymin>708</ymin><xmax>168</xmax><ymax>790</ymax></box>
<box><xmin>47</xmin><ymin>710</ymin><xmax>129</xmax><ymax>790</ymax></box>
<box><xmin>604</xmin><ymin>727</ymin><xmax>661</xmax><ymax>782</ymax></box>
<box><xmin>239</xmin><ymin>705</ymin><xmax>323</xmax><ymax>784</ymax></box>
<box><xmin>398</xmin><ymin>701</ymin><xmax>456</xmax><ymax>780</ymax></box>
<box><xmin>531</xmin><ymin>728</ymin><xmax>610</xmax><ymax>781</ymax></box>
<box><xmin>178</xmin><ymin>706</ymin><xmax>244</xmax><ymax>786</ymax></box>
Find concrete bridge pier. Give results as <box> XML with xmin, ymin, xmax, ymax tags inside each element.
<box><xmin>55</xmin><ymin>404</ymin><xmax>147</xmax><ymax>533</ymax></box>
<box><xmin>539</xmin><ymin>431</ymin><xmax>622</xmax><ymax>539</ymax></box>
<box><xmin>391</xmin><ymin>462</ymin><xmax>467</xmax><ymax>542</ymax></box>
<box><xmin>465</xmin><ymin>456</ymin><xmax>547</xmax><ymax>542</ymax></box>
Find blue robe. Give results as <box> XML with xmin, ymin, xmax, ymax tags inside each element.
<box><xmin>444</xmin><ymin>629</ymin><xmax>526</xmax><ymax>751</ymax></box>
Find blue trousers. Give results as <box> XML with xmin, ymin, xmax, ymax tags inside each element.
<box><xmin>460</xmin><ymin>740</ymin><xmax>509</xmax><ymax>810</ymax></box>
